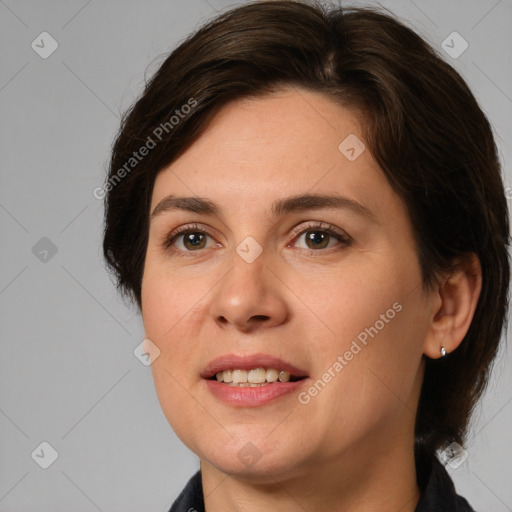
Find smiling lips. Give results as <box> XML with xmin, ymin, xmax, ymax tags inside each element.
<box><xmin>214</xmin><ymin>367</ymin><xmax>296</xmax><ymax>386</ymax></box>
<box><xmin>202</xmin><ymin>353</ymin><xmax>309</xmax><ymax>406</ymax></box>
<box><xmin>202</xmin><ymin>353</ymin><xmax>307</xmax><ymax>381</ymax></box>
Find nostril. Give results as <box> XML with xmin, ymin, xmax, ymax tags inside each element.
<box><xmin>251</xmin><ymin>315</ymin><xmax>270</xmax><ymax>322</ymax></box>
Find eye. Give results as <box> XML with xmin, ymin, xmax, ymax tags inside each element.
<box><xmin>289</xmin><ymin>221</ymin><xmax>351</xmax><ymax>252</ymax></box>
<box><xmin>161</xmin><ymin>223</ymin><xmax>219</xmax><ymax>253</ymax></box>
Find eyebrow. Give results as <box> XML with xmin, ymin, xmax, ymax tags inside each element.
<box><xmin>150</xmin><ymin>193</ymin><xmax>376</xmax><ymax>222</ymax></box>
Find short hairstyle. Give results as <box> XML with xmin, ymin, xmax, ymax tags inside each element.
<box><xmin>102</xmin><ymin>1</ymin><xmax>510</xmax><ymax>459</ymax></box>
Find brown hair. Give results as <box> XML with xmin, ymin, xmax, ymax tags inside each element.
<box><xmin>102</xmin><ymin>0</ymin><xmax>510</xmax><ymax>460</ymax></box>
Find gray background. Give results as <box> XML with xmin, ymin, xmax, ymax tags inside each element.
<box><xmin>0</xmin><ymin>0</ymin><xmax>511</xmax><ymax>510</ymax></box>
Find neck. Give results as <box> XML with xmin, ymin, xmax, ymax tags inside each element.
<box><xmin>200</xmin><ymin>433</ymin><xmax>420</xmax><ymax>512</ymax></box>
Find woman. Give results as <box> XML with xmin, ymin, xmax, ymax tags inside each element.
<box><xmin>101</xmin><ymin>1</ymin><xmax>510</xmax><ymax>510</ymax></box>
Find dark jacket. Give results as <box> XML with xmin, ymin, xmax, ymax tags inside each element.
<box><xmin>168</xmin><ymin>454</ymin><xmax>475</xmax><ymax>511</ymax></box>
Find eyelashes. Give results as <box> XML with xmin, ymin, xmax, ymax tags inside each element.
<box><xmin>161</xmin><ymin>223</ymin><xmax>218</xmax><ymax>253</ymax></box>
<box><xmin>289</xmin><ymin>221</ymin><xmax>352</xmax><ymax>251</ymax></box>
<box><xmin>160</xmin><ymin>221</ymin><xmax>352</xmax><ymax>256</ymax></box>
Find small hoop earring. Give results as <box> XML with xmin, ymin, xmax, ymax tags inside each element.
<box><xmin>441</xmin><ymin>346</ymin><xmax>447</xmax><ymax>357</ymax></box>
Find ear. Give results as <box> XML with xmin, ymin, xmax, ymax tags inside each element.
<box><xmin>423</xmin><ymin>253</ymin><xmax>482</xmax><ymax>359</ymax></box>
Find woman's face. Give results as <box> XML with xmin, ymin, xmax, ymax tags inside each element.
<box><xmin>141</xmin><ymin>87</ymin><xmax>437</xmax><ymax>479</ymax></box>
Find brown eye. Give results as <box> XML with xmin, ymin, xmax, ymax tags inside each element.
<box><xmin>162</xmin><ymin>223</ymin><xmax>217</xmax><ymax>253</ymax></box>
<box><xmin>303</xmin><ymin>230</ymin><xmax>331</xmax><ymax>250</ymax></box>
<box><xmin>180</xmin><ymin>232</ymin><xmax>208</xmax><ymax>250</ymax></box>
<box><xmin>291</xmin><ymin>223</ymin><xmax>351</xmax><ymax>252</ymax></box>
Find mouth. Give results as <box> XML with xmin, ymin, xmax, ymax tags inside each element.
<box><xmin>201</xmin><ymin>354</ymin><xmax>309</xmax><ymax>407</ymax></box>
<box><xmin>201</xmin><ymin>353</ymin><xmax>309</xmax><ymax>387</ymax></box>
<box><xmin>208</xmin><ymin>367</ymin><xmax>306</xmax><ymax>386</ymax></box>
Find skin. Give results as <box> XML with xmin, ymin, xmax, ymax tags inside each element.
<box><xmin>141</xmin><ymin>87</ymin><xmax>482</xmax><ymax>511</ymax></box>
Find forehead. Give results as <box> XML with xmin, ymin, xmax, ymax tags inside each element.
<box><xmin>171</xmin><ymin>88</ymin><xmax>365</xmax><ymax>168</ymax></box>
<box><xmin>150</xmin><ymin>87</ymin><xmax>393</xmax><ymax>221</ymax></box>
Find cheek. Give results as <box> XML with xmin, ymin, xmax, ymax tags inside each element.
<box><xmin>297</xmin><ymin>260</ymin><xmax>426</xmax><ymax>429</ymax></box>
<box><xmin>141</xmin><ymin>287</ymin><xmax>199</xmax><ymax>450</ymax></box>
<box><xmin>310</xmin><ymin>240</ymin><xmax>426</xmax><ymax>357</ymax></box>
<box><xmin>141</xmin><ymin>262</ymin><xmax>204</xmax><ymax>343</ymax></box>
<box><xmin>141</xmin><ymin>273</ymin><xmax>202</xmax><ymax>385</ymax></box>
<box><xmin>141</xmin><ymin>264</ymin><xmax>220</xmax><ymax>447</ymax></box>
<box><xmin>297</xmin><ymin>262</ymin><xmax>405</xmax><ymax>354</ymax></box>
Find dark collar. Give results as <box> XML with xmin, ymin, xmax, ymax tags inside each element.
<box><xmin>414</xmin><ymin>454</ymin><xmax>475</xmax><ymax>511</ymax></box>
<box><xmin>168</xmin><ymin>455</ymin><xmax>475</xmax><ymax>512</ymax></box>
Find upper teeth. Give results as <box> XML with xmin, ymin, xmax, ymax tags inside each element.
<box><xmin>215</xmin><ymin>368</ymin><xmax>291</xmax><ymax>384</ymax></box>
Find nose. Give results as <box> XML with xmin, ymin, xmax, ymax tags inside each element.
<box><xmin>209</xmin><ymin>250</ymin><xmax>289</xmax><ymax>333</ymax></box>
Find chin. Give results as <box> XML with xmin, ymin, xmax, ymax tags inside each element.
<box><xmin>195</xmin><ymin>436</ymin><xmax>307</xmax><ymax>480</ymax></box>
